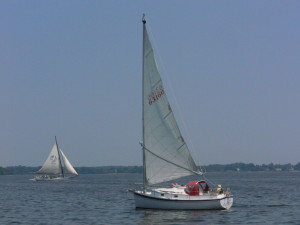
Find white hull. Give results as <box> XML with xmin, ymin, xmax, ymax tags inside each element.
<box><xmin>132</xmin><ymin>188</ymin><xmax>233</xmax><ymax>210</ymax></box>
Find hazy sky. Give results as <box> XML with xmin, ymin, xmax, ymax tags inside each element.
<box><xmin>1</xmin><ymin>1</ymin><xmax>300</xmax><ymax>166</ymax></box>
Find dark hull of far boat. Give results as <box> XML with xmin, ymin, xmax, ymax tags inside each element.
<box><xmin>30</xmin><ymin>175</ymin><xmax>77</xmax><ymax>181</ymax></box>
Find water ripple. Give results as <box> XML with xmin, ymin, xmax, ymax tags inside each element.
<box><xmin>0</xmin><ymin>172</ymin><xmax>299</xmax><ymax>224</ymax></box>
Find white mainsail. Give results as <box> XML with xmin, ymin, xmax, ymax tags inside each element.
<box><xmin>60</xmin><ymin>149</ymin><xmax>78</xmax><ymax>176</ymax></box>
<box><xmin>142</xmin><ymin>21</ymin><xmax>200</xmax><ymax>185</ymax></box>
<box><xmin>37</xmin><ymin>144</ymin><xmax>62</xmax><ymax>175</ymax></box>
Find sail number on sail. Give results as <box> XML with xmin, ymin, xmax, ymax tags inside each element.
<box><xmin>148</xmin><ymin>85</ymin><xmax>165</xmax><ymax>105</ymax></box>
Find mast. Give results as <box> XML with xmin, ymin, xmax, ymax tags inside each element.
<box><xmin>142</xmin><ymin>14</ymin><xmax>147</xmax><ymax>191</ymax></box>
<box><xmin>55</xmin><ymin>136</ymin><xmax>64</xmax><ymax>178</ymax></box>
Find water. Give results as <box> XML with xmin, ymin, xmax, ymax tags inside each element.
<box><xmin>0</xmin><ymin>172</ymin><xmax>299</xmax><ymax>224</ymax></box>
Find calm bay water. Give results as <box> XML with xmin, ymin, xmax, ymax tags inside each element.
<box><xmin>0</xmin><ymin>172</ymin><xmax>299</xmax><ymax>224</ymax></box>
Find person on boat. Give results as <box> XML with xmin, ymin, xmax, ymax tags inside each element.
<box><xmin>172</xmin><ymin>183</ymin><xmax>185</xmax><ymax>188</ymax></box>
<box><xmin>171</xmin><ymin>183</ymin><xmax>179</xmax><ymax>188</ymax></box>
<box><xmin>216</xmin><ymin>184</ymin><xmax>223</xmax><ymax>194</ymax></box>
<box><xmin>203</xmin><ymin>183</ymin><xmax>210</xmax><ymax>193</ymax></box>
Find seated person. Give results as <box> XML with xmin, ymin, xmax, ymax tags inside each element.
<box><xmin>216</xmin><ymin>184</ymin><xmax>223</xmax><ymax>194</ymax></box>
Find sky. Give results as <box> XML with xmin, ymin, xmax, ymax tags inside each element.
<box><xmin>1</xmin><ymin>1</ymin><xmax>300</xmax><ymax>167</ymax></box>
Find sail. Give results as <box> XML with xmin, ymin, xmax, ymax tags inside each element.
<box><xmin>60</xmin><ymin>149</ymin><xmax>78</xmax><ymax>176</ymax></box>
<box><xmin>142</xmin><ymin>21</ymin><xmax>200</xmax><ymax>185</ymax></box>
<box><xmin>37</xmin><ymin>144</ymin><xmax>62</xmax><ymax>174</ymax></box>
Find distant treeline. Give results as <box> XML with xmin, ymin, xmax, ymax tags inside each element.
<box><xmin>202</xmin><ymin>162</ymin><xmax>300</xmax><ymax>172</ymax></box>
<box><xmin>1</xmin><ymin>163</ymin><xmax>300</xmax><ymax>175</ymax></box>
<box><xmin>0</xmin><ymin>166</ymin><xmax>143</xmax><ymax>175</ymax></box>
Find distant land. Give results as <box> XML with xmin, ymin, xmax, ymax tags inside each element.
<box><xmin>1</xmin><ymin>162</ymin><xmax>300</xmax><ymax>175</ymax></box>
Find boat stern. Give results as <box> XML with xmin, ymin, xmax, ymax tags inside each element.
<box><xmin>220</xmin><ymin>196</ymin><xmax>233</xmax><ymax>209</ymax></box>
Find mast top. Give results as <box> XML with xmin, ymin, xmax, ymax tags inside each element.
<box><xmin>142</xmin><ymin>14</ymin><xmax>146</xmax><ymax>24</ymax></box>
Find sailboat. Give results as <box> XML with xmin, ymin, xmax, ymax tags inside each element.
<box><xmin>32</xmin><ymin>137</ymin><xmax>78</xmax><ymax>181</ymax></box>
<box><xmin>130</xmin><ymin>16</ymin><xmax>233</xmax><ymax>210</ymax></box>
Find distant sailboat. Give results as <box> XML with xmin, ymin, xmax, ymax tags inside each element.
<box><xmin>32</xmin><ymin>137</ymin><xmax>78</xmax><ymax>181</ymax></box>
<box><xmin>130</xmin><ymin>16</ymin><xmax>233</xmax><ymax>210</ymax></box>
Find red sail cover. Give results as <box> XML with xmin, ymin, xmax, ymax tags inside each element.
<box><xmin>185</xmin><ymin>181</ymin><xmax>210</xmax><ymax>196</ymax></box>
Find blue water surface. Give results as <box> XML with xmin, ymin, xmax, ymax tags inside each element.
<box><xmin>0</xmin><ymin>171</ymin><xmax>299</xmax><ymax>224</ymax></box>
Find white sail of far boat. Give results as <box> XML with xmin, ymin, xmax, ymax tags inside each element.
<box><xmin>130</xmin><ymin>15</ymin><xmax>233</xmax><ymax>210</ymax></box>
<box><xmin>32</xmin><ymin>137</ymin><xmax>78</xmax><ymax>181</ymax></box>
<box><xmin>60</xmin><ymin>149</ymin><xmax>78</xmax><ymax>175</ymax></box>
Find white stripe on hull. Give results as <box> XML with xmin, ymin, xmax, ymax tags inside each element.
<box><xmin>133</xmin><ymin>191</ymin><xmax>233</xmax><ymax>210</ymax></box>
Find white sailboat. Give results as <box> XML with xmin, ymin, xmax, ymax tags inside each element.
<box><xmin>130</xmin><ymin>16</ymin><xmax>233</xmax><ymax>210</ymax></box>
<box><xmin>32</xmin><ymin>137</ymin><xmax>78</xmax><ymax>181</ymax></box>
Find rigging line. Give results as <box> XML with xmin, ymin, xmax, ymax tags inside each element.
<box><xmin>142</xmin><ymin>144</ymin><xmax>202</xmax><ymax>176</ymax></box>
<box><xmin>141</xmin><ymin>146</ymin><xmax>186</xmax><ymax>183</ymax></box>
<box><xmin>146</xmin><ymin>23</ymin><xmax>203</xmax><ymax>170</ymax></box>
<box><xmin>202</xmin><ymin>174</ymin><xmax>217</xmax><ymax>187</ymax></box>
<box><xmin>139</xmin><ymin>147</ymin><xmax>170</xmax><ymax>184</ymax></box>
<box><xmin>143</xmin><ymin>137</ymin><xmax>195</xmax><ymax>172</ymax></box>
<box><xmin>145</xmin><ymin>144</ymin><xmax>192</xmax><ymax>183</ymax></box>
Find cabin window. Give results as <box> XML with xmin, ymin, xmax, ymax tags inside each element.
<box><xmin>161</xmin><ymin>194</ymin><xmax>164</xmax><ymax>196</ymax></box>
<box><xmin>174</xmin><ymin>195</ymin><xmax>178</xmax><ymax>198</ymax></box>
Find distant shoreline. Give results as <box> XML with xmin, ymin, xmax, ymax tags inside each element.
<box><xmin>1</xmin><ymin>162</ymin><xmax>299</xmax><ymax>175</ymax></box>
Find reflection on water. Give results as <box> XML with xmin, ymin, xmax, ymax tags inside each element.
<box><xmin>134</xmin><ymin>207</ymin><xmax>236</xmax><ymax>225</ymax></box>
<box><xmin>137</xmin><ymin>209</ymin><xmax>207</xmax><ymax>225</ymax></box>
<box><xmin>0</xmin><ymin>172</ymin><xmax>299</xmax><ymax>224</ymax></box>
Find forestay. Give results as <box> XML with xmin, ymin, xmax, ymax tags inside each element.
<box><xmin>142</xmin><ymin>22</ymin><xmax>200</xmax><ymax>185</ymax></box>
